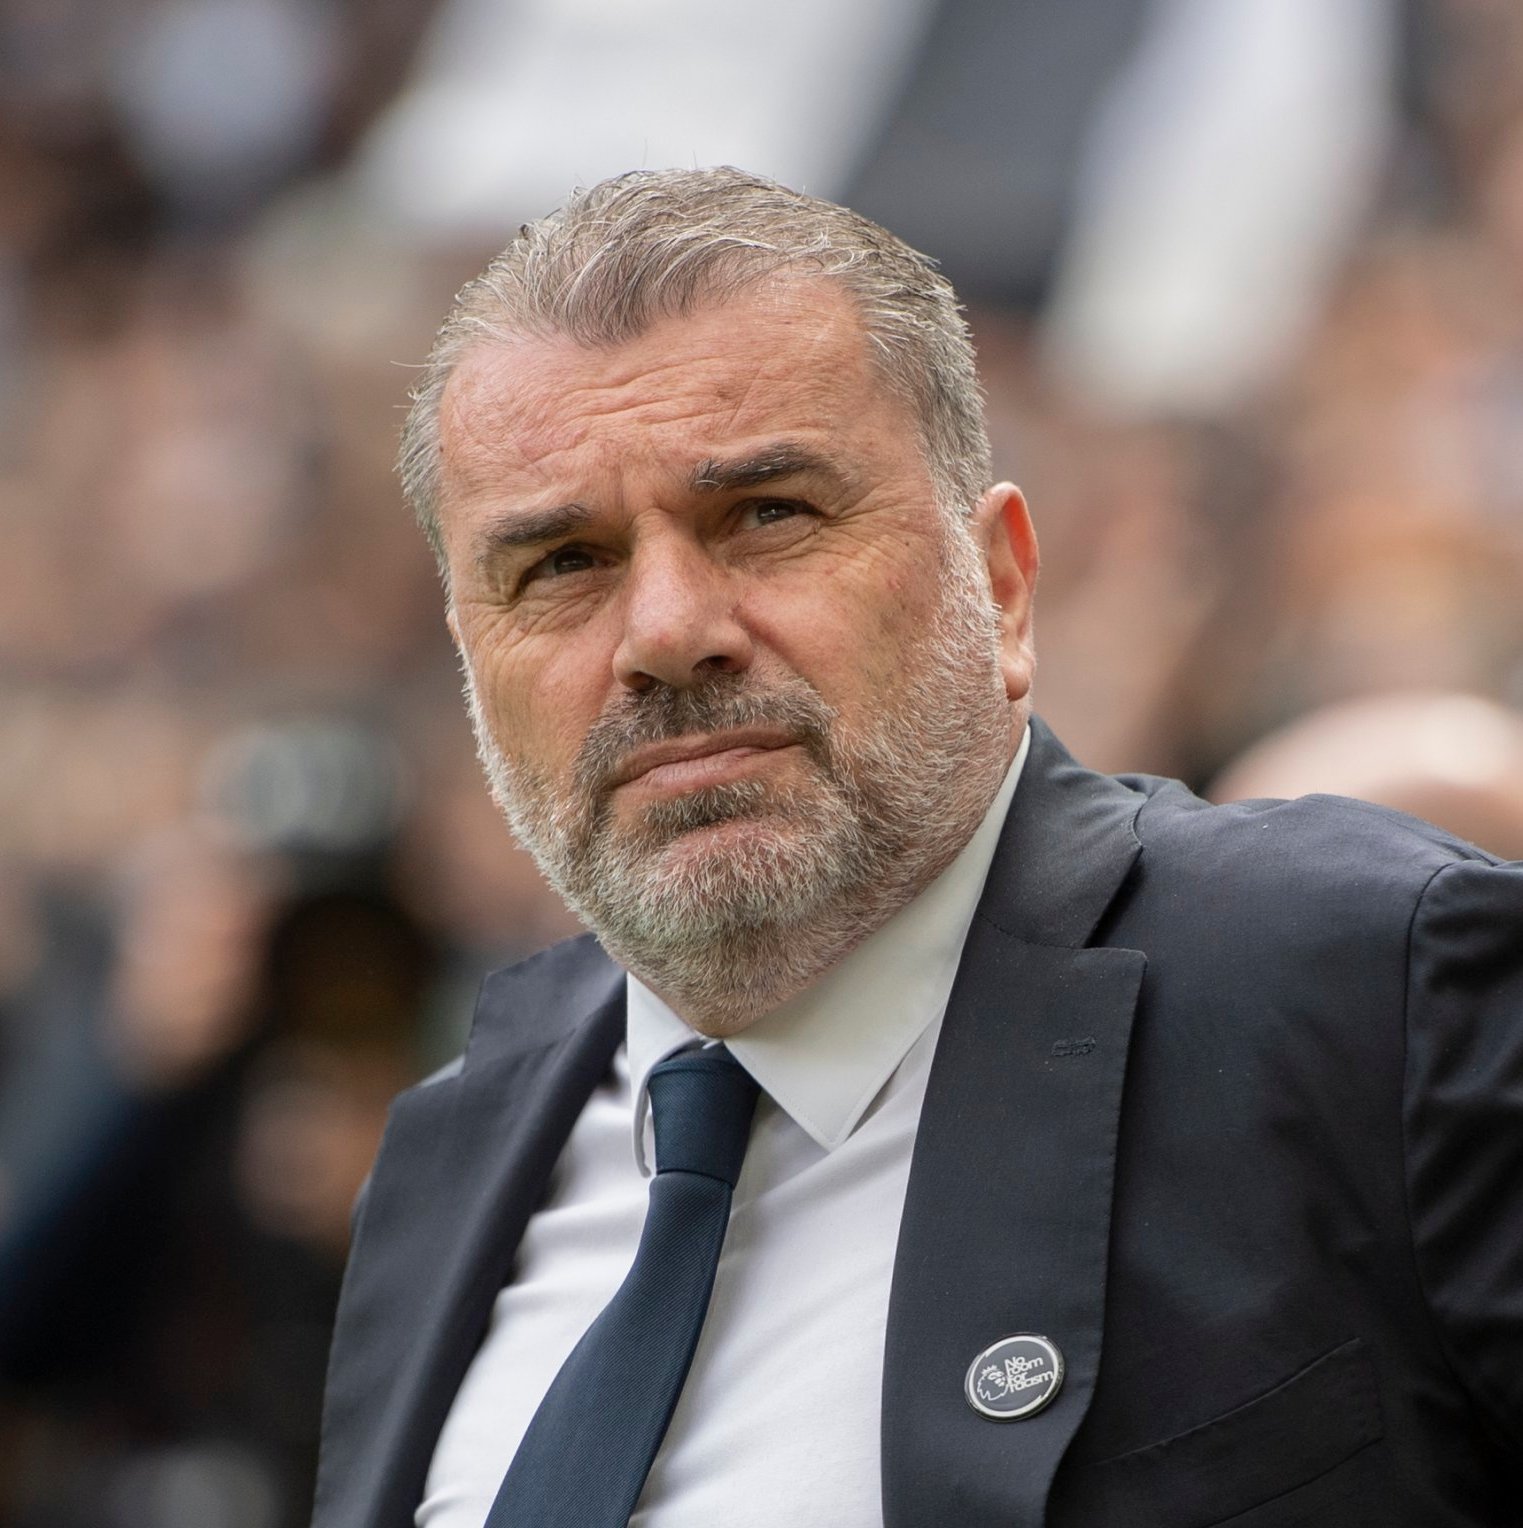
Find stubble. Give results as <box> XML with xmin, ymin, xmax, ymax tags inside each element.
<box><xmin>463</xmin><ymin>520</ymin><xmax>1014</xmax><ymax>1031</ymax></box>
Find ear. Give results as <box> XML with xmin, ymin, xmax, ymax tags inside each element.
<box><xmin>974</xmin><ymin>483</ymin><xmax>1039</xmax><ymax>702</ymax></box>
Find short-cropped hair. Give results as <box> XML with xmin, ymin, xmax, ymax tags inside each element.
<box><xmin>400</xmin><ymin>166</ymin><xmax>992</xmax><ymax>571</ymax></box>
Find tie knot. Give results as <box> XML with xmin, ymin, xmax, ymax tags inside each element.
<box><xmin>647</xmin><ymin>1046</ymin><xmax>759</xmax><ymax>1187</ymax></box>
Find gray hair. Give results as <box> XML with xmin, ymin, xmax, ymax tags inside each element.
<box><xmin>399</xmin><ymin>166</ymin><xmax>992</xmax><ymax>570</ymax></box>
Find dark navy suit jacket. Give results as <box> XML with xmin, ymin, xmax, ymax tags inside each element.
<box><xmin>313</xmin><ymin>720</ymin><xmax>1523</xmax><ymax>1526</ymax></box>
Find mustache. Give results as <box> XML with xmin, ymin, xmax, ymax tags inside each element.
<box><xmin>573</xmin><ymin>675</ymin><xmax>837</xmax><ymax>796</ymax></box>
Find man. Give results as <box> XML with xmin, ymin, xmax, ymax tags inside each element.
<box><xmin>314</xmin><ymin>168</ymin><xmax>1523</xmax><ymax>1526</ymax></box>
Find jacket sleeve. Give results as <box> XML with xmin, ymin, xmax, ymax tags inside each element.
<box><xmin>1403</xmin><ymin>855</ymin><xmax>1523</xmax><ymax>1455</ymax></box>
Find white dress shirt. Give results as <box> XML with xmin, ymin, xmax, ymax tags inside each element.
<box><xmin>418</xmin><ymin>728</ymin><xmax>1028</xmax><ymax>1527</ymax></box>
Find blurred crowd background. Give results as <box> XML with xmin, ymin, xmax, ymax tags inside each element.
<box><xmin>2</xmin><ymin>0</ymin><xmax>1523</xmax><ymax>1522</ymax></box>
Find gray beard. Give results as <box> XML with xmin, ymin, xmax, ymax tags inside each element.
<box><xmin>463</xmin><ymin>523</ymin><xmax>1014</xmax><ymax>1031</ymax></box>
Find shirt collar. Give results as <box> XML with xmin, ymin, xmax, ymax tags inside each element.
<box><xmin>626</xmin><ymin>725</ymin><xmax>1029</xmax><ymax>1173</ymax></box>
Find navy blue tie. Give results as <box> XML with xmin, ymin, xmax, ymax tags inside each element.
<box><xmin>485</xmin><ymin>1045</ymin><xmax>759</xmax><ymax>1527</ymax></box>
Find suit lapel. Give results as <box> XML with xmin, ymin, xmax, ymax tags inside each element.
<box><xmin>882</xmin><ymin>721</ymin><xmax>1148</xmax><ymax>1527</ymax></box>
<box><xmin>312</xmin><ymin>937</ymin><xmax>624</xmax><ymax>1528</ymax></box>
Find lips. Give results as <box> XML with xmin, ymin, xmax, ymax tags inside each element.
<box><xmin>610</xmin><ymin>729</ymin><xmax>798</xmax><ymax>792</ymax></box>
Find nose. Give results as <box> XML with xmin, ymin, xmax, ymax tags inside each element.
<box><xmin>612</xmin><ymin>539</ymin><xmax>754</xmax><ymax>691</ymax></box>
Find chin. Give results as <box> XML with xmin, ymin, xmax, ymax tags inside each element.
<box><xmin>638</xmin><ymin>812</ymin><xmax>824</xmax><ymax>900</ymax></box>
<box><xmin>657</xmin><ymin>809</ymin><xmax>800</xmax><ymax>856</ymax></box>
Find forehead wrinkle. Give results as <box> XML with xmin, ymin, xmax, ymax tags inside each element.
<box><xmin>439</xmin><ymin>356</ymin><xmax>652</xmax><ymax>517</ymax></box>
<box><xmin>436</xmin><ymin>358</ymin><xmax>551</xmax><ymax>504</ymax></box>
<box><xmin>439</xmin><ymin>281</ymin><xmax>914</xmax><ymax>517</ymax></box>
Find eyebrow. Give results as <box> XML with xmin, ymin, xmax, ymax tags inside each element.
<box><xmin>474</xmin><ymin>502</ymin><xmax>594</xmax><ymax>569</ymax></box>
<box><xmin>472</xmin><ymin>442</ymin><xmax>847</xmax><ymax>571</ymax></box>
<box><xmin>688</xmin><ymin>443</ymin><xmax>847</xmax><ymax>494</ymax></box>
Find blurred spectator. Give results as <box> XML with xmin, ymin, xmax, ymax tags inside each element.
<box><xmin>1041</xmin><ymin>0</ymin><xmax>1402</xmax><ymax>415</ymax></box>
<box><xmin>0</xmin><ymin>822</ymin><xmax>439</xmax><ymax>1527</ymax></box>
<box><xmin>110</xmin><ymin>0</ymin><xmax>339</xmax><ymax>232</ymax></box>
<box><xmin>1208</xmin><ymin>690</ymin><xmax>1523</xmax><ymax>859</ymax></box>
<box><xmin>847</xmin><ymin>0</ymin><xmax>1151</xmax><ymax>309</ymax></box>
<box><xmin>349</xmin><ymin>0</ymin><xmax>934</xmax><ymax>241</ymax></box>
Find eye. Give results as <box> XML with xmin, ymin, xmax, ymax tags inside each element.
<box><xmin>741</xmin><ymin>498</ymin><xmax>809</xmax><ymax>528</ymax></box>
<box><xmin>531</xmin><ymin>545</ymin><xmax>598</xmax><ymax>580</ymax></box>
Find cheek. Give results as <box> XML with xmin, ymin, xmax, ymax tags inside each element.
<box><xmin>747</xmin><ymin>567</ymin><xmax>927</xmax><ymax>701</ymax></box>
<box><xmin>470</xmin><ymin>637</ymin><xmax>608</xmax><ymax>778</ymax></box>
<box><xmin>843</xmin><ymin>568</ymin><xmax>952</xmax><ymax>706</ymax></box>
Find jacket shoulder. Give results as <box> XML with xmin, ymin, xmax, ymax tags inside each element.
<box><xmin>1093</xmin><ymin>776</ymin><xmax>1510</xmax><ymax>977</ymax></box>
<box><xmin>1120</xmin><ymin>775</ymin><xmax>1497</xmax><ymax>890</ymax></box>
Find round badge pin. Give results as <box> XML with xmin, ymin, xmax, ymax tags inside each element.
<box><xmin>964</xmin><ymin>1334</ymin><xmax>1065</xmax><ymax>1420</ymax></box>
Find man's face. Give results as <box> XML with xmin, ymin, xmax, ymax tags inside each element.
<box><xmin>434</xmin><ymin>279</ymin><xmax>1037</xmax><ymax>1027</ymax></box>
